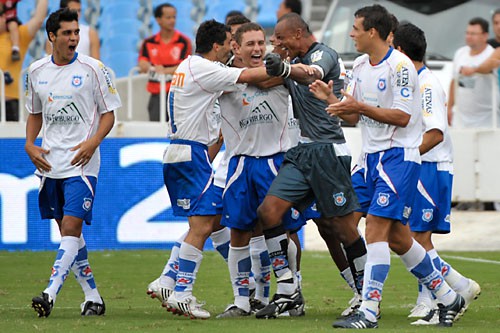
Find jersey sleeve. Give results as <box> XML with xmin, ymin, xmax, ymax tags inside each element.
<box><xmin>25</xmin><ymin>68</ymin><xmax>42</xmax><ymax>114</ymax></box>
<box><xmin>94</xmin><ymin>61</ymin><xmax>122</xmax><ymax>113</ymax></box>
<box><xmin>194</xmin><ymin>61</ymin><xmax>245</xmax><ymax>93</ymax></box>
<box><xmin>421</xmin><ymin>75</ymin><xmax>447</xmax><ymax>133</ymax></box>
<box><xmin>390</xmin><ymin>59</ymin><xmax>417</xmax><ymax>115</ymax></box>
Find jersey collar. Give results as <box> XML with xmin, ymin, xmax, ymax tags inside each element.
<box><xmin>51</xmin><ymin>52</ymin><xmax>78</xmax><ymax>66</ymax></box>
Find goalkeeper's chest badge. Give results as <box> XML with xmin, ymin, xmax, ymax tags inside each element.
<box><xmin>311</xmin><ymin>50</ymin><xmax>324</xmax><ymax>63</ymax></box>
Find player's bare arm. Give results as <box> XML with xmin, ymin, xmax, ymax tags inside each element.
<box><xmin>460</xmin><ymin>48</ymin><xmax>500</xmax><ymax>75</ymax></box>
<box><xmin>25</xmin><ymin>113</ymin><xmax>51</xmax><ymax>172</ymax></box>
<box><xmin>27</xmin><ymin>0</ymin><xmax>48</xmax><ymax>37</ymax></box>
<box><xmin>419</xmin><ymin>129</ymin><xmax>444</xmax><ymax>155</ymax></box>
<box><xmin>70</xmin><ymin>111</ymin><xmax>115</xmax><ymax>167</ymax></box>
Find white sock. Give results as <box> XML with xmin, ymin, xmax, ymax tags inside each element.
<box><xmin>250</xmin><ymin>235</ymin><xmax>270</xmax><ymax>304</ymax></box>
<box><xmin>210</xmin><ymin>227</ymin><xmax>230</xmax><ymax>262</ymax></box>
<box><xmin>340</xmin><ymin>267</ymin><xmax>358</xmax><ymax>294</ymax></box>
<box><xmin>174</xmin><ymin>242</ymin><xmax>202</xmax><ymax>301</ymax></box>
<box><xmin>360</xmin><ymin>242</ymin><xmax>391</xmax><ymax>322</ymax></box>
<box><xmin>229</xmin><ymin>245</ymin><xmax>251</xmax><ymax>312</ymax></box>
<box><xmin>71</xmin><ymin>234</ymin><xmax>101</xmax><ymax>303</ymax></box>
<box><xmin>428</xmin><ymin>249</ymin><xmax>469</xmax><ymax>293</ymax></box>
<box><xmin>44</xmin><ymin>236</ymin><xmax>80</xmax><ymax>302</ymax></box>
<box><xmin>159</xmin><ymin>231</ymin><xmax>187</xmax><ymax>289</ymax></box>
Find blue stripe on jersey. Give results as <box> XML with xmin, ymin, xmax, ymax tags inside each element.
<box><xmin>168</xmin><ymin>91</ymin><xmax>176</xmax><ymax>133</ymax></box>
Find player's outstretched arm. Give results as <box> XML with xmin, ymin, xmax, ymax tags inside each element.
<box><xmin>25</xmin><ymin>113</ymin><xmax>51</xmax><ymax>172</ymax></box>
<box><xmin>27</xmin><ymin>0</ymin><xmax>48</xmax><ymax>37</ymax></box>
<box><xmin>70</xmin><ymin>111</ymin><xmax>115</xmax><ymax>166</ymax></box>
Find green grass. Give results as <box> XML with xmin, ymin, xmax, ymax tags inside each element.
<box><xmin>0</xmin><ymin>250</ymin><xmax>499</xmax><ymax>332</ymax></box>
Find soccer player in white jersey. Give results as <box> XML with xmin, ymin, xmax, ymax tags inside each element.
<box><xmin>392</xmin><ymin>23</ymin><xmax>481</xmax><ymax>325</ymax></box>
<box><xmin>162</xmin><ymin>19</ymin><xmax>274</xmax><ymax>319</ymax></box>
<box><xmin>26</xmin><ymin>8</ymin><xmax>121</xmax><ymax>318</ymax></box>
<box><xmin>214</xmin><ymin>22</ymin><xmax>306</xmax><ymax>318</ymax></box>
<box><xmin>310</xmin><ymin>5</ymin><xmax>466</xmax><ymax>329</ymax></box>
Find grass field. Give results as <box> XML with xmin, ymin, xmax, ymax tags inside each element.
<box><xmin>0</xmin><ymin>250</ymin><xmax>499</xmax><ymax>332</ymax></box>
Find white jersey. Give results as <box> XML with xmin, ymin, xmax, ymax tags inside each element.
<box><xmin>213</xmin><ymin>148</ymin><xmax>231</xmax><ymax>188</ymax></box>
<box><xmin>351</xmin><ymin>48</ymin><xmax>422</xmax><ymax>156</ymax></box>
<box><xmin>26</xmin><ymin>53</ymin><xmax>121</xmax><ymax>178</ymax></box>
<box><xmin>219</xmin><ymin>84</ymin><xmax>292</xmax><ymax>156</ymax></box>
<box><xmin>452</xmin><ymin>44</ymin><xmax>499</xmax><ymax>128</ymax></box>
<box><xmin>168</xmin><ymin>55</ymin><xmax>245</xmax><ymax>146</ymax></box>
<box><xmin>419</xmin><ymin>66</ymin><xmax>453</xmax><ymax>163</ymax></box>
<box><xmin>77</xmin><ymin>24</ymin><xmax>91</xmax><ymax>56</ymax></box>
<box><xmin>286</xmin><ymin>96</ymin><xmax>301</xmax><ymax>147</ymax></box>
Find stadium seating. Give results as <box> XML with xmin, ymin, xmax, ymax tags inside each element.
<box><xmin>256</xmin><ymin>0</ymin><xmax>280</xmax><ymax>28</ymax></box>
<box><xmin>203</xmin><ymin>0</ymin><xmax>246</xmax><ymax>23</ymax></box>
<box><xmin>102</xmin><ymin>51</ymin><xmax>138</xmax><ymax>78</ymax></box>
<box><xmin>101</xmin><ymin>33</ymin><xmax>141</xmax><ymax>56</ymax></box>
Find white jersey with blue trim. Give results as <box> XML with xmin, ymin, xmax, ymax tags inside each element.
<box><xmin>419</xmin><ymin>66</ymin><xmax>453</xmax><ymax>163</ymax></box>
<box><xmin>167</xmin><ymin>55</ymin><xmax>245</xmax><ymax>146</ymax></box>
<box><xmin>351</xmin><ymin>48</ymin><xmax>422</xmax><ymax>155</ymax></box>
<box><xmin>26</xmin><ymin>53</ymin><xmax>121</xmax><ymax>179</ymax></box>
<box><xmin>219</xmin><ymin>84</ymin><xmax>292</xmax><ymax>156</ymax></box>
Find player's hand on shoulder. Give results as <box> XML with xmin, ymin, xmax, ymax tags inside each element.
<box><xmin>25</xmin><ymin>143</ymin><xmax>51</xmax><ymax>172</ymax></box>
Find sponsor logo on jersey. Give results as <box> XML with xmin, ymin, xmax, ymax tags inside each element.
<box><xmin>333</xmin><ymin>192</ymin><xmax>346</xmax><ymax>206</ymax></box>
<box><xmin>48</xmin><ymin>92</ymin><xmax>73</xmax><ymax>102</ymax></box>
<box><xmin>239</xmin><ymin>100</ymin><xmax>280</xmax><ymax>129</ymax></box>
<box><xmin>99</xmin><ymin>62</ymin><xmax>118</xmax><ymax>94</ymax></box>
<box><xmin>38</xmin><ymin>81</ymin><xmax>48</xmax><ymax>85</ymax></box>
<box><xmin>422</xmin><ymin>208</ymin><xmax>433</xmax><ymax>222</ymax></box>
<box><xmin>310</xmin><ymin>50</ymin><xmax>323</xmax><ymax>63</ymax></box>
<box><xmin>422</xmin><ymin>86</ymin><xmax>433</xmax><ymax>116</ymax></box>
<box><xmin>377</xmin><ymin>78</ymin><xmax>386</xmax><ymax>91</ymax></box>
<box><xmin>45</xmin><ymin>102</ymin><xmax>86</xmax><ymax>125</ymax></box>
<box><xmin>376</xmin><ymin>193</ymin><xmax>390</xmax><ymax>207</ymax></box>
<box><xmin>396</xmin><ymin>62</ymin><xmax>410</xmax><ymax>87</ymax></box>
<box><xmin>71</xmin><ymin>75</ymin><xmax>83</xmax><ymax>87</ymax></box>
<box><xmin>171</xmin><ymin>72</ymin><xmax>185</xmax><ymax>87</ymax></box>
<box><xmin>82</xmin><ymin>197</ymin><xmax>93</xmax><ymax>211</ymax></box>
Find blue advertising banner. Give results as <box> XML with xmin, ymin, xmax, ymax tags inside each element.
<box><xmin>0</xmin><ymin>138</ymin><xmax>303</xmax><ymax>251</ymax></box>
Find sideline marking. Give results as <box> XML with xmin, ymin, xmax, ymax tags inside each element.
<box><xmin>442</xmin><ymin>255</ymin><xmax>500</xmax><ymax>265</ymax></box>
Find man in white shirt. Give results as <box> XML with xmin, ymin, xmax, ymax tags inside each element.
<box><xmin>448</xmin><ymin>17</ymin><xmax>498</xmax><ymax>128</ymax></box>
<box><xmin>310</xmin><ymin>5</ymin><xmax>466</xmax><ymax>329</ymax></box>
<box><xmin>26</xmin><ymin>8</ymin><xmax>121</xmax><ymax>318</ymax></box>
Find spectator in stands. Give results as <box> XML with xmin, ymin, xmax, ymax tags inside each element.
<box><xmin>225</xmin><ymin>10</ymin><xmax>243</xmax><ymax>25</ymax></box>
<box><xmin>1</xmin><ymin>0</ymin><xmax>21</xmax><ymax>61</ymax></box>
<box><xmin>448</xmin><ymin>17</ymin><xmax>498</xmax><ymax>128</ymax></box>
<box><xmin>488</xmin><ymin>8</ymin><xmax>500</xmax><ymax>48</ymax></box>
<box><xmin>138</xmin><ymin>3</ymin><xmax>192</xmax><ymax>122</ymax></box>
<box><xmin>276</xmin><ymin>0</ymin><xmax>301</xmax><ymax>19</ymax></box>
<box><xmin>0</xmin><ymin>0</ymin><xmax>47</xmax><ymax>121</ymax></box>
<box><xmin>45</xmin><ymin>0</ymin><xmax>100</xmax><ymax>59</ymax></box>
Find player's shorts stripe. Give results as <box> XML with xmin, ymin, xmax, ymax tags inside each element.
<box><xmin>223</xmin><ymin>156</ymin><xmax>245</xmax><ymax>197</ymax></box>
<box><xmin>81</xmin><ymin>175</ymin><xmax>95</xmax><ymax>197</ymax></box>
<box><xmin>416</xmin><ymin>179</ymin><xmax>436</xmax><ymax>207</ymax></box>
<box><xmin>268</xmin><ymin>158</ymin><xmax>279</xmax><ymax>176</ymax></box>
<box><xmin>376</xmin><ymin>151</ymin><xmax>398</xmax><ymax>195</ymax></box>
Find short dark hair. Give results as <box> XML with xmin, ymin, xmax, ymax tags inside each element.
<box><xmin>154</xmin><ymin>3</ymin><xmax>175</xmax><ymax>18</ymax></box>
<box><xmin>354</xmin><ymin>4</ymin><xmax>392</xmax><ymax>40</ymax></box>
<box><xmin>226</xmin><ymin>14</ymin><xmax>250</xmax><ymax>27</ymax></box>
<box><xmin>233</xmin><ymin>22</ymin><xmax>265</xmax><ymax>45</ymax></box>
<box><xmin>60</xmin><ymin>0</ymin><xmax>80</xmax><ymax>8</ymax></box>
<box><xmin>393</xmin><ymin>23</ymin><xmax>426</xmax><ymax>62</ymax></box>
<box><xmin>46</xmin><ymin>8</ymin><xmax>79</xmax><ymax>40</ymax></box>
<box><xmin>277</xmin><ymin>12</ymin><xmax>311</xmax><ymax>36</ymax></box>
<box><xmin>283</xmin><ymin>0</ymin><xmax>302</xmax><ymax>16</ymax></box>
<box><xmin>492</xmin><ymin>8</ymin><xmax>500</xmax><ymax>20</ymax></box>
<box><xmin>225</xmin><ymin>10</ymin><xmax>243</xmax><ymax>23</ymax></box>
<box><xmin>389</xmin><ymin>13</ymin><xmax>399</xmax><ymax>33</ymax></box>
<box><xmin>469</xmin><ymin>17</ymin><xmax>489</xmax><ymax>33</ymax></box>
<box><xmin>195</xmin><ymin>19</ymin><xmax>230</xmax><ymax>54</ymax></box>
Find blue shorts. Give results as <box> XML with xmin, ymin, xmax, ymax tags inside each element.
<box><xmin>38</xmin><ymin>176</ymin><xmax>97</xmax><ymax>225</ymax></box>
<box><xmin>358</xmin><ymin>148</ymin><xmax>421</xmax><ymax>223</ymax></box>
<box><xmin>300</xmin><ymin>202</ymin><xmax>321</xmax><ymax>220</ymax></box>
<box><xmin>283</xmin><ymin>207</ymin><xmax>307</xmax><ymax>233</ymax></box>
<box><xmin>214</xmin><ymin>185</ymin><xmax>224</xmax><ymax>215</ymax></box>
<box><xmin>409</xmin><ymin>162</ymin><xmax>452</xmax><ymax>234</ymax></box>
<box><xmin>222</xmin><ymin>154</ymin><xmax>284</xmax><ymax>231</ymax></box>
<box><xmin>163</xmin><ymin>139</ymin><xmax>218</xmax><ymax>217</ymax></box>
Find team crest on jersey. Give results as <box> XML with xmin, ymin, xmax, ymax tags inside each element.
<box><xmin>71</xmin><ymin>75</ymin><xmax>83</xmax><ymax>87</ymax></box>
<box><xmin>333</xmin><ymin>192</ymin><xmax>346</xmax><ymax>206</ymax></box>
<box><xmin>376</xmin><ymin>193</ymin><xmax>390</xmax><ymax>207</ymax></box>
<box><xmin>310</xmin><ymin>50</ymin><xmax>323</xmax><ymax>63</ymax></box>
<box><xmin>82</xmin><ymin>197</ymin><xmax>93</xmax><ymax>211</ymax></box>
<box><xmin>291</xmin><ymin>208</ymin><xmax>300</xmax><ymax>220</ymax></box>
<box><xmin>422</xmin><ymin>209</ymin><xmax>433</xmax><ymax>222</ymax></box>
<box><xmin>377</xmin><ymin>78</ymin><xmax>386</xmax><ymax>91</ymax></box>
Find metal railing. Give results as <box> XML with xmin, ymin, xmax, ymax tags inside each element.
<box><xmin>0</xmin><ymin>70</ymin><xmax>5</xmax><ymax>123</ymax></box>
